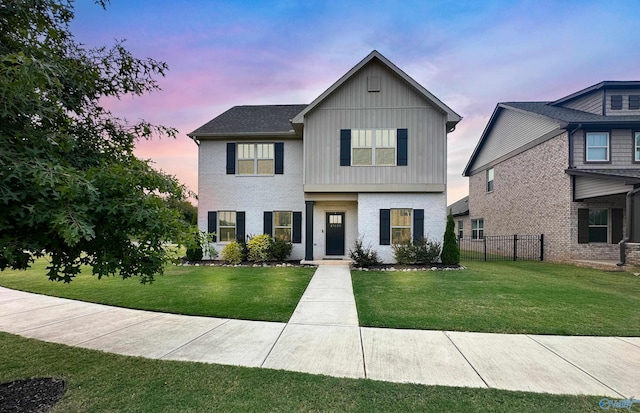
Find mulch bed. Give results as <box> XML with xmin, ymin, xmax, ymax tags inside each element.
<box><xmin>0</xmin><ymin>378</ymin><xmax>65</xmax><ymax>413</ymax></box>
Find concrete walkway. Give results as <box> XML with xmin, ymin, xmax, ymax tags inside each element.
<box><xmin>1</xmin><ymin>265</ymin><xmax>639</xmax><ymax>398</ymax></box>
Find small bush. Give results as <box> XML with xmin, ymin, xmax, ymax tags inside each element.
<box><xmin>392</xmin><ymin>242</ymin><xmax>413</xmax><ymax>265</ymax></box>
<box><xmin>349</xmin><ymin>237</ymin><xmax>381</xmax><ymax>267</ymax></box>
<box><xmin>413</xmin><ymin>238</ymin><xmax>442</xmax><ymax>264</ymax></box>
<box><xmin>272</xmin><ymin>237</ymin><xmax>293</xmax><ymax>261</ymax></box>
<box><xmin>441</xmin><ymin>213</ymin><xmax>460</xmax><ymax>265</ymax></box>
<box><xmin>185</xmin><ymin>243</ymin><xmax>203</xmax><ymax>261</ymax></box>
<box><xmin>221</xmin><ymin>241</ymin><xmax>243</xmax><ymax>265</ymax></box>
<box><xmin>247</xmin><ymin>234</ymin><xmax>274</xmax><ymax>262</ymax></box>
<box><xmin>392</xmin><ymin>237</ymin><xmax>441</xmax><ymax>265</ymax></box>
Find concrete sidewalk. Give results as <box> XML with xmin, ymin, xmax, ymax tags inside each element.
<box><xmin>0</xmin><ymin>265</ymin><xmax>639</xmax><ymax>398</ymax></box>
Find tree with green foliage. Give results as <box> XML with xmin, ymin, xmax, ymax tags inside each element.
<box><xmin>0</xmin><ymin>1</ymin><xmax>192</xmax><ymax>282</ymax></box>
<box><xmin>440</xmin><ymin>213</ymin><xmax>460</xmax><ymax>265</ymax></box>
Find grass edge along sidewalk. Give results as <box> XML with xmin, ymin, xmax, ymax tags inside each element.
<box><xmin>352</xmin><ymin>261</ymin><xmax>640</xmax><ymax>336</ymax></box>
<box><xmin>0</xmin><ymin>332</ymin><xmax>606</xmax><ymax>412</ymax></box>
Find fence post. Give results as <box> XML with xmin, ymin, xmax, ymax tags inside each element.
<box><xmin>540</xmin><ymin>234</ymin><xmax>544</xmax><ymax>261</ymax></box>
<box><xmin>513</xmin><ymin>234</ymin><xmax>518</xmax><ymax>261</ymax></box>
<box><xmin>483</xmin><ymin>237</ymin><xmax>487</xmax><ymax>261</ymax></box>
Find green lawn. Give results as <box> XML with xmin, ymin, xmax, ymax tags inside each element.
<box><xmin>353</xmin><ymin>261</ymin><xmax>640</xmax><ymax>336</ymax></box>
<box><xmin>0</xmin><ymin>332</ymin><xmax>604</xmax><ymax>412</ymax></box>
<box><xmin>0</xmin><ymin>259</ymin><xmax>314</xmax><ymax>322</ymax></box>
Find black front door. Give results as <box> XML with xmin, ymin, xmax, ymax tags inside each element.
<box><xmin>326</xmin><ymin>212</ymin><xmax>345</xmax><ymax>256</ymax></box>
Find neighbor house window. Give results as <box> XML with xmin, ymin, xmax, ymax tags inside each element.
<box><xmin>273</xmin><ymin>211</ymin><xmax>292</xmax><ymax>241</ymax></box>
<box><xmin>391</xmin><ymin>208</ymin><xmax>412</xmax><ymax>244</ymax></box>
<box><xmin>635</xmin><ymin>132</ymin><xmax>640</xmax><ymax>162</ymax></box>
<box><xmin>237</xmin><ymin>143</ymin><xmax>274</xmax><ymax>174</ymax></box>
<box><xmin>585</xmin><ymin>132</ymin><xmax>609</xmax><ymax>162</ymax></box>
<box><xmin>630</xmin><ymin>95</ymin><xmax>640</xmax><ymax>110</ymax></box>
<box><xmin>611</xmin><ymin>95</ymin><xmax>622</xmax><ymax>110</ymax></box>
<box><xmin>351</xmin><ymin>129</ymin><xmax>396</xmax><ymax>166</ymax></box>
<box><xmin>472</xmin><ymin>219</ymin><xmax>484</xmax><ymax>240</ymax></box>
<box><xmin>589</xmin><ymin>209</ymin><xmax>608</xmax><ymax>243</ymax></box>
<box><xmin>218</xmin><ymin>211</ymin><xmax>237</xmax><ymax>242</ymax></box>
<box><xmin>486</xmin><ymin>168</ymin><xmax>494</xmax><ymax>192</ymax></box>
<box><xmin>458</xmin><ymin>220</ymin><xmax>464</xmax><ymax>239</ymax></box>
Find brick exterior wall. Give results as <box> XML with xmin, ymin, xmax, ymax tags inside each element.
<box><xmin>468</xmin><ymin>132</ymin><xmax>628</xmax><ymax>262</ymax></box>
<box><xmin>358</xmin><ymin>193</ymin><xmax>446</xmax><ymax>263</ymax></box>
<box><xmin>197</xmin><ymin>139</ymin><xmax>306</xmax><ymax>260</ymax></box>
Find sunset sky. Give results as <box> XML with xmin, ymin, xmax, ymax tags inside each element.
<box><xmin>70</xmin><ymin>0</ymin><xmax>640</xmax><ymax>204</ymax></box>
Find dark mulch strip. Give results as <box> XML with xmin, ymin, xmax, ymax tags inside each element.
<box><xmin>0</xmin><ymin>378</ymin><xmax>65</xmax><ymax>413</ymax></box>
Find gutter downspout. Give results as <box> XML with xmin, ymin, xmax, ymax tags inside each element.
<box><xmin>618</xmin><ymin>186</ymin><xmax>640</xmax><ymax>266</ymax></box>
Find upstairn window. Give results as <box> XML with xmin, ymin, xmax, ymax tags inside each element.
<box><xmin>351</xmin><ymin>129</ymin><xmax>396</xmax><ymax>166</ymax></box>
<box><xmin>486</xmin><ymin>168</ymin><xmax>494</xmax><ymax>192</ymax></box>
<box><xmin>635</xmin><ymin>132</ymin><xmax>640</xmax><ymax>162</ymax></box>
<box><xmin>237</xmin><ymin>143</ymin><xmax>274</xmax><ymax>174</ymax></box>
<box><xmin>585</xmin><ymin>132</ymin><xmax>609</xmax><ymax>162</ymax></box>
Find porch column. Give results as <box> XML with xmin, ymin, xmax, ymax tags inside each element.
<box><xmin>305</xmin><ymin>201</ymin><xmax>314</xmax><ymax>261</ymax></box>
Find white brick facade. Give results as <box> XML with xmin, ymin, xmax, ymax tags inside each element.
<box><xmin>197</xmin><ymin>139</ymin><xmax>306</xmax><ymax>259</ymax></box>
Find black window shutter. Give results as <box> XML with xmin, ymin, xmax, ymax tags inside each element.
<box><xmin>207</xmin><ymin>211</ymin><xmax>217</xmax><ymax>241</ymax></box>
<box><xmin>612</xmin><ymin>208</ymin><xmax>623</xmax><ymax>244</ymax></box>
<box><xmin>578</xmin><ymin>208</ymin><xmax>590</xmax><ymax>244</ymax></box>
<box><xmin>611</xmin><ymin>95</ymin><xmax>622</xmax><ymax>110</ymax></box>
<box><xmin>226</xmin><ymin>143</ymin><xmax>236</xmax><ymax>174</ymax></box>
<box><xmin>413</xmin><ymin>209</ymin><xmax>424</xmax><ymax>241</ymax></box>
<box><xmin>274</xmin><ymin>142</ymin><xmax>284</xmax><ymax>174</ymax></box>
<box><xmin>340</xmin><ymin>129</ymin><xmax>351</xmax><ymax>166</ymax></box>
<box><xmin>380</xmin><ymin>209</ymin><xmax>391</xmax><ymax>245</ymax></box>
<box><xmin>263</xmin><ymin>211</ymin><xmax>273</xmax><ymax>236</ymax></box>
<box><xmin>236</xmin><ymin>211</ymin><xmax>246</xmax><ymax>242</ymax></box>
<box><xmin>397</xmin><ymin>128</ymin><xmax>408</xmax><ymax>166</ymax></box>
<box><xmin>292</xmin><ymin>211</ymin><xmax>302</xmax><ymax>243</ymax></box>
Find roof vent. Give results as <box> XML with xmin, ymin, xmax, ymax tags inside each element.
<box><xmin>368</xmin><ymin>76</ymin><xmax>380</xmax><ymax>92</ymax></box>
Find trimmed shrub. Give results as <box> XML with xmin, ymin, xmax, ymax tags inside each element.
<box><xmin>185</xmin><ymin>242</ymin><xmax>203</xmax><ymax>261</ymax></box>
<box><xmin>349</xmin><ymin>237</ymin><xmax>381</xmax><ymax>267</ymax></box>
<box><xmin>392</xmin><ymin>237</ymin><xmax>442</xmax><ymax>265</ymax></box>
<box><xmin>247</xmin><ymin>234</ymin><xmax>274</xmax><ymax>262</ymax></box>
<box><xmin>272</xmin><ymin>237</ymin><xmax>293</xmax><ymax>261</ymax></box>
<box><xmin>441</xmin><ymin>213</ymin><xmax>460</xmax><ymax>265</ymax></box>
<box><xmin>221</xmin><ymin>241</ymin><xmax>243</xmax><ymax>265</ymax></box>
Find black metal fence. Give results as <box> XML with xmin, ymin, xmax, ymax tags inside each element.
<box><xmin>457</xmin><ymin>235</ymin><xmax>544</xmax><ymax>262</ymax></box>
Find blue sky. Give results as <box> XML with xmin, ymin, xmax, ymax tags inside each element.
<box><xmin>70</xmin><ymin>0</ymin><xmax>640</xmax><ymax>204</ymax></box>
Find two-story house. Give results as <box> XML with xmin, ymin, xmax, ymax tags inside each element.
<box><xmin>463</xmin><ymin>81</ymin><xmax>640</xmax><ymax>264</ymax></box>
<box><xmin>189</xmin><ymin>51</ymin><xmax>461</xmax><ymax>263</ymax></box>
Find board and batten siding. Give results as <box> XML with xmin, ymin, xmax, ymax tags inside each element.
<box><xmin>574</xmin><ymin>176</ymin><xmax>632</xmax><ymax>200</ymax></box>
<box><xmin>561</xmin><ymin>90</ymin><xmax>604</xmax><ymax>115</ymax></box>
<box><xmin>302</xmin><ymin>60</ymin><xmax>447</xmax><ymax>190</ymax></box>
<box><xmin>572</xmin><ymin>129</ymin><xmax>640</xmax><ymax>168</ymax></box>
<box><xmin>469</xmin><ymin>108</ymin><xmax>561</xmax><ymax>174</ymax></box>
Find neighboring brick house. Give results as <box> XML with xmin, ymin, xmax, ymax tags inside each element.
<box><xmin>188</xmin><ymin>51</ymin><xmax>461</xmax><ymax>263</ymax></box>
<box><xmin>463</xmin><ymin>81</ymin><xmax>640</xmax><ymax>263</ymax></box>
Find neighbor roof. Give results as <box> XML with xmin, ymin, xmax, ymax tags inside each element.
<box><xmin>188</xmin><ymin>104</ymin><xmax>308</xmax><ymax>138</ymax></box>
<box><xmin>447</xmin><ymin>196</ymin><xmax>469</xmax><ymax>217</ymax></box>
<box><xmin>504</xmin><ymin>101</ymin><xmax>640</xmax><ymax>124</ymax></box>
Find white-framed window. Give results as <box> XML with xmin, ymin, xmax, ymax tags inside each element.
<box><xmin>218</xmin><ymin>211</ymin><xmax>237</xmax><ymax>242</ymax></box>
<box><xmin>585</xmin><ymin>132</ymin><xmax>609</xmax><ymax>162</ymax></box>
<box><xmin>458</xmin><ymin>220</ymin><xmax>464</xmax><ymax>239</ymax></box>
<box><xmin>237</xmin><ymin>143</ymin><xmax>274</xmax><ymax>174</ymax></box>
<box><xmin>588</xmin><ymin>209</ymin><xmax>608</xmax><ymax>243</ymax></box>
<box><xmin>273</xmin><ymin>211</ymin><xmax>292</xmax><ymax>241</ymax></box>
<box><xmin>391</xmin><ymin>208</ymin><xmax>412</xmax><ymax>244</ymax></box>
<box><xmin>472</xmin><ymin>218</ymin><xmax>484</xmax><ymax>240</ymax></box>
<box><xmin>351</xmin><ymin>129</ymin><xmax>396</xmax><ymax>166</ymax></box>
<box><xmin>486</xmin><ymin>168</ymin><xmax>494</xmax><ymax>192</ymax></box>
<box><xmin>635</xmin><ymin>132</ymin><xmax>640</xmax><ymax>162</ymax></box>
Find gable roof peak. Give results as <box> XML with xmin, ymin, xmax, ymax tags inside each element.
<box><xmin>291</xmin><ymin>50</ymin><xmax>461</xmax><ymax>130</ymax></box>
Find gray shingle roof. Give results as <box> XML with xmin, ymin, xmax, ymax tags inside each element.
<box><xmin>504</xmin><ymin>102</ymin><xmax>640</xmax><ymax>124</ymax></box>
<box><xmin>447</xmin><ymin>196</ymin><xmax>469</xmax><ymax>216</ymax></box>
<box><xmin>565</xmin><ymin>168</ymin><xmax>640</xmax><ymax>182</ymax></box>
<box><xmin>189</xmin><ymin>104</ymin><xmax>308</xmax><ymax>136</ymax></box>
